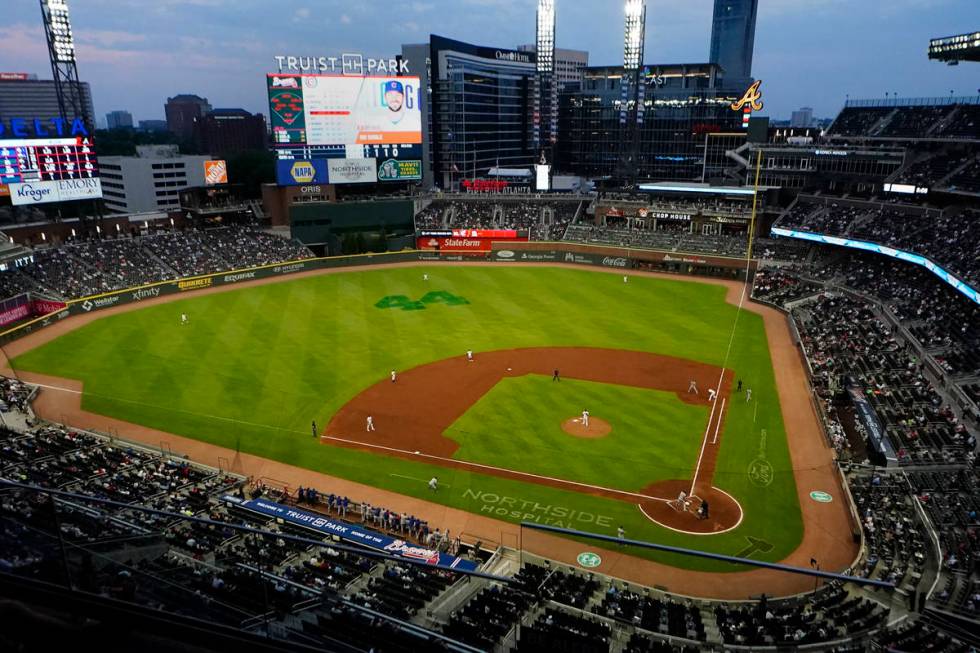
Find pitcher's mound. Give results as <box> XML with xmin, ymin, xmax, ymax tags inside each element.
<box><xmin>561</xmin><ymin>416</ymin><xmax>611</xmax><ymax>438</ymax></box>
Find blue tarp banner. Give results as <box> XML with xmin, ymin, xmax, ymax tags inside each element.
<box><xmin>846</xmin><ymin>385</ymin><xmax>898</xmax><ymax>466</ymax></box>
<box><xmin>221</xmin><ymin>495</ymin><xmax>478</xmax><ymax>572</ymax></box>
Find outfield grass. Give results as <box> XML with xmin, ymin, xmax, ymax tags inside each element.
<box><xmin>446</xmin><ymin>375</ymin><xmax>706</xmax><ymax>490</ymax></box>
<box><xmin>12</xmin><ymin>266</ymin><xmax>801</xmax><ymax>571</ymax></box>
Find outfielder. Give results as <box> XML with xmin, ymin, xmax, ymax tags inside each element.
<box><xmin>746</xmin><ymin>388</ymin><xmax>753</xmax><ymax>402</ymax></box>
<box><xmin>423</xmin><ymin>273</ymin><xmax>429</xmax><ymax>281</ymax></box>
<box><xmin>688</xmin><ymin>380</ymin><xmax>698</xmax><ymax>394</ymax></box>
<box><xmin>623</xmin><ymin>275</ymin><xmax>628</xmax><ymax>283</ymax></box>
<box><xmin>366</xmin><ymin>415</ymin><xmax>375</xmax><ymax>432</ymax></box>
<box><xmin>581</xmin><ymin>409</ymin><xmax>590</xmax><ymax>427</ymax></box>
<box><xmin>180</xmin><ymin>313</ymin><xmax>188</xmax><ymax>326</ymax></box>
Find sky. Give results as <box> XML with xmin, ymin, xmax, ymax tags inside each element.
<box><xmin>0</xmin><ymin>0</ymin><xmax>977</xmax><ymax>124</ymax></box>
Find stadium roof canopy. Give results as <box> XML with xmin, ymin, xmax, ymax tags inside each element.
<box><xmin>637</xmin><ymin>181</ymin><xmax>776</xmax><ymax>196</ymax></box>
<box><xmin>928</xmin><ymin>31</ymin><xmax>980</xmax><ymax>63</ymax></box>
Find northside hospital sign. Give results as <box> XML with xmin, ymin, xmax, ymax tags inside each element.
<box><xmin>274</xmin><ymin>54</ymin><xmax>410</xmax><ymax>75</ymax></box>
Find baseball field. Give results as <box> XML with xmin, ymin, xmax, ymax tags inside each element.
<box><xmin>9</xmin><ymin>265</ymin><xmax>820</xmax><ymax>574</ymax></box>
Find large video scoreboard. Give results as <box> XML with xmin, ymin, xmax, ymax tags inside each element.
<box><xmin>0</xmin><ymin>117</ymin><xmax>102</xmax><ymax>205</ymax></box>
<box><xmin>1</xmin><ymin>137</ymin><xmax>99</xmax><ymax>185</ymax></box>
<box><xmin>267</xmin><ymin>73</ymin><xmax>423</xmax><ymax>186</ymax></box>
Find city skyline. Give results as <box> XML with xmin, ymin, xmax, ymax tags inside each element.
<box><xmin>0</xmin><ymin>0</ymin><xmax>977</xmax><ymax>123</ymax></box>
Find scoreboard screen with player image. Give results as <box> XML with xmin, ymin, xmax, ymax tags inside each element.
<box><xmin>267</xmin><ymin>73</ymin><xmax>422</xmax><ymax>149</ymax></box>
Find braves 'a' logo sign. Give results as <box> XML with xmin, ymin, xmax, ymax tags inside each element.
<box><xmin>731</xmin><ymin>80</ymin><xmax>764</xmax><ymax>112</ymax></box>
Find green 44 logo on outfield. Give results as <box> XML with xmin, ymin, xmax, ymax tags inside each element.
<box><xmin>375</xmin><ymin>291</ymin><xmax>470</xmax><ymax>312</ymax></box>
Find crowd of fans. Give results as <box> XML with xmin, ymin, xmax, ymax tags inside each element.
<box><xmin>413</xmin><ymin>199</ymin><xmax>584</xmax><ymax>240</ymax></box>
<box><xmin>0</xmin><ymin>226</ymin><xmax>313</xmax><ymax>302</ymax></box>
<box><xmin>778</xmin><ymin>198</ymin><xmax>980</xmax><ymax>289</ymax></box>
<box><xmin>829</xmin><ymin>103</ymin><xmax>980</xmax><ymax>140</ymax></box>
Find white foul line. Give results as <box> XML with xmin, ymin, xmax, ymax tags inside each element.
<box><xmin>324</xmin><ymin>435</ymin><xmax>673</xmax><ymax>503</ymax></box>
<box><xmin>711</xmin><ymin>398</ymin><xmax>726</xmax><ymax>445</ymax></box>
<box><xmin>689</xmin><ymin>270</ymin><xmax>750</xmax><ymax>496</ymax></box>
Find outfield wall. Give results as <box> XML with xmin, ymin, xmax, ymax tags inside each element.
<box><xmin>0</xmin><ymin>245</ymin><xmax>759</xmax><ymax>346</ymax></box>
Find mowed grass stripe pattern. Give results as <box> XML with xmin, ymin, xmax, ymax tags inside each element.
<box><xmin>12</xmin><ymin>266</ymin><xmax>801</xmax><ymax>571</ymax></box>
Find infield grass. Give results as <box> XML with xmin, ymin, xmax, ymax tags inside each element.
<box><xmin>446</xmin><ymin>375</ymin><xmax>706</xmax><ymax>491</ymax></box>
<box><xmin>12</xmin><ymin>266</ymin><xmax>802</xmax><ymax>571</ymax></box>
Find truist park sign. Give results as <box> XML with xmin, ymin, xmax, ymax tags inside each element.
<box><xmin>274</xmin><ymin>54</ymin><xmax>409</xmax><ymax>75</ymax></box>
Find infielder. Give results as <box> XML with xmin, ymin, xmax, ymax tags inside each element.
<box><xmin>688</xmin><ymin>380</ymin><xmax>698</xmax><ymax>394</ymax></box>
<box><xmin>581</xmin><ymin>409</ymin><xmax>590</xmax><ymax>427</ymax></box>
<box><xmin>466</xmin><ymin>350</ymin><xmax>474</xmax><ymax>362</ymax></box>
<box><xmin>707</xmin><ymin>388</ymin><xmax>717</xmax><ymax>402</ymax></box>
<box><xmin>390</xmin><ymin>370</ymin><xmax>397</xmax><ymax>383</ymax></box>
<box><xmin>366</xmin><ymin>416</ymin><xmax>376</xmax><ymax>432</ymax></box>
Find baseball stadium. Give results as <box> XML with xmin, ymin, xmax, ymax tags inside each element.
<box><xmin>0</xmin><ymin>2</ymin><xmax>978</xmax><ymax>653</ymax></box>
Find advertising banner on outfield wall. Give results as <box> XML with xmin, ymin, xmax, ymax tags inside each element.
<box><xmin>492</xmin><ymin>249</ymin><xmax>560</xmax><ymax>262</ymax></box>
<box><xmin>0</xmin><ymin>297</ymin><xmax>31</xmax><ymax>327</ymax></box>
<box><xmin>32</xmin><ymin>298</ymin><xmax>68</xmax><ymax>317</ymax></box>
<box><xmin>221</xmin><ymin>495</ymin><xmax>478</xmax><ymax>572</ymax></box>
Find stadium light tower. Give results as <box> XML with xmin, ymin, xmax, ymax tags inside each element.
<box><xmin>623</xmin><ymin>0</ymin><xmax>646</xmax><ymax>71</ymax></box>
<box><xmin>536</xmin><ymin>0</ymin><xmax>557</xmax><ymax>152</ymax></box>
<box><xmin>618</xmin><ymin>0</ymin><xmax>646</xmax><ymax>186</ymax></box>
<box><xmin>39</xmin><ymin>0</ymin><xmax>89</xmax><ymax>132</ymax></box>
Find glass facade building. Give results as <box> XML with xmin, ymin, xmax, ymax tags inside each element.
<box><xmin>709</xmin><ymin>0</ymin><xmax>759</xmax><ymax>89</ymax></box>
<box><xmin>427</xmin><ymin>35</ymin><xmax>539</xmax><ymax>190</ymax></box>
<box><xmin>556</xmin><ymin>64</ymin><xmax>744</xmax><ymax>182</ymax></box>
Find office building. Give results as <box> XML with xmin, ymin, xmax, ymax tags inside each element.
<box><xmin>423</xmin><ymin>35</ymin><xmax>539</xmax><ymax>190</ymax></box>
<box><xmin>0</xmin><ymin>75</ymin><xmax>95</xmax><ymax>129</ymax></box>
<box><xmin>99</xmin><ymin>145</ymin><xmax>209</xmax><ymax>214</ymax></box>
<box><xmin>105</xmin><ymin>110</ymin><xmax>134</xmax><ymax>129</ymax></box>
<box><xmin>557</xmin><ymin>63</ymin><xmax>743</xmax><ymax>181</ymax></box>
<box><xmin>194</xmin><ymin>108</ymin><xmax>266</xmax><ymax>156</ymax></box>
<box><xmin>164</xmin><ymin>94</ymin><xmax>212</xmax><ymax>142</ymax></box>
<box><xmin>791</xmin><ymin>107</ymin><xmax>814</xmax><ymax>128</ymax></box>
<box><xmin>138</xmin><ymin>119</ymin><xmax>168</xmax><ymax>132</ymax></box>
<box><xmin>518</xmin><ymin>45</ymin><xmax>590</xmax><ymax>88</ymax></box>
<box><xmin>709</xmin><ymin>0</ymin><xmax>759</xmax><ymax>89</ymax></box>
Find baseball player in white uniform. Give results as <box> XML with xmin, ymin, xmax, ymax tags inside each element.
<box><xmin>466</xmin><ymin>350</ymin><xmax>474</xmax><ymax>362</ymax></box>
<box><xmin>688</xmin><ymin>380</ymin><xmax>698</xmax><ymax>394</ymax></box>
<box><xmin>423</xmin><ymin>273</ymin><xmax>429</xmax><ymax>281</ymax></box>
<box><xmin>390</xmin><ymin>370</ymin><xmax>397</xmax><ymax>383</ymax></box>
<box><xmin>366</xmin><ymin>416</ymin><xmax>375</xmax><ymax>432</ymax></box>
<box><xmin>428</xmin><ymin>476</ymin><xmax>438</xmax><ymax>491</ymax></box>
<box><xmin>180</xmin><ymin>313</ymin><xmax>188</xmax><ymax>326</ymax></box>
<box><xmin>746</xmin><ymin>388</ymin><xmax>753</xmax><ymax>402</ymax></box>
<box><xmin>708</xmin><ymin>388</ymin><xmax>717</xmax><ymax>402</ymax></box>
<box><xmin>623</xmin><ymin>275</ymin><xmax>628</xmax><ymax>283</ymax></box>
<box><xmin>581</xmin><ymin>410</ymin><xmax>590</xmax><ymax>427</ymax></box>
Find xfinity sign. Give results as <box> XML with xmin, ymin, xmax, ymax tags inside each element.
<box><xmin>274</xmin><ymin>54</ymin><xmax>410</xmax><ymax>75</ymax></box>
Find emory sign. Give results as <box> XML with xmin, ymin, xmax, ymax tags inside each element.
<box><xmin>274</xmin><ymin>54</ymin><xmax>409</xmax><ymax>75</ymax></box>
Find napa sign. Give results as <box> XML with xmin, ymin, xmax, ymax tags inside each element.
<box><xmin>0</xmin><ymin>117</ymin><xmax>89</xmax><ymax>140</ymax></box>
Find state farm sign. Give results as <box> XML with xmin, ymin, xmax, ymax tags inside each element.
<box><xmin>417</xmin><ymin>236</ymin><xmax>492</xmax><ymax>253</ymax></box>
